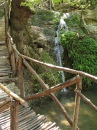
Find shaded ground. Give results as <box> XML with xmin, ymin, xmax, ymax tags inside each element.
<box><xmin>32</xmin><ymin>90</ymin><xmax>97</xmax><ymax>130</ymax></box>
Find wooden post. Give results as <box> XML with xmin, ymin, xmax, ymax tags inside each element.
<box><xmin>4</xmin><ymin>1</ymin><xmax>9</xmax><ymax>41</ymax></box>
<box><xmin>18</xmin><ymin>57</ymin><xmax>25</xmax><ymax>98</ymax></box>
<box><xmin>4</xmin><ymin>1</ymin><xmax>7</xmax><ymax>36</ymax></box>
<box><xmin>6</xmin><ymin>33</ymin><xmax>9</xmax><ymax>48</ymax></box>
<box><xmin>72</xmin><ymin>76</ymin><xmax>82</xmax><ymax>130</ymax></box>
<box><xmin>7</xmin><ymin>34</ymin><xmax>12</xmax><ymax>55</ymax></box>
<box><xmin>10</xmin><ymin>101</ymin><xmax>19</xmax><ymax>130</ymax></box>
<box><xmin>11</xmin><ymin>48</ymin><xmax>16</xmax><ymax>77</ymax></box>
<box><xmin>15</xmin><ymin>52</ymin><xmax>19</xmax><ymax>76</ymax></box>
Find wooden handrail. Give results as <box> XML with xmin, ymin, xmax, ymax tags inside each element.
<box><xmin>25</xmin><ymin>75</ymin><xmax>80</xmax><ymax>101</ymax></box>
<box><xmin>10</xmin><ymin>46</ymin><xmax>97</xmax><ymax>82</ymax></box>
<box><xmin>0</xmin><ymin>83</ymin><xmax>28</xmax><ymax>107</ymax></box>
<box><xmin>21</xmin><ymin>54</ymin><xmax>97</xmax><ymax>82</ymax></box>
<box><xmin>7</xmin><ymin>32</ymin><xmax>97</xmax><ymax>82</ymax></box>
<box><xmin>74</xmin><ymin>89</ymin><xmax>97</xmax><ymax>112</ymax></box>
<box><xmin>0</xmin><ymin>2</ymin><xmax>6</xmax><ymax>7</ymax></box>
<box><xmin>23</xmin><ymin>59</ymin><xmax>74</xmax><ymax>127</ymax></box>
<box><xmin>6</xmin><ymin>32</ymin><xmax>97</xmax><ymax>130</ymax></box>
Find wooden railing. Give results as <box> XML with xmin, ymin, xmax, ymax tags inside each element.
<box><xmin>1</xmin><ymin>0</ymin><xmax>97</xmax><ymax>130</ymax></box>
<box><xmin>0</xmin><ymin>83</ymin><xmax>28</xmax><ymax>130</ymax></box>
<box><xmin>6</xmin><ymin>32</ymin><xmax>97</xmax><ymax>130</ymax></box>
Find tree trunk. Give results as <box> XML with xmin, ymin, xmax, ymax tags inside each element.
<box><xmin>10</xmin><ymin>0</ymin><xmax>34</xmax><ymax>53</ymax></box>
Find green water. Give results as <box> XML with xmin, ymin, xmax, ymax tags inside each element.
<box><xmin>32</xmin><ymin>90</ymin><xmax>97</xmax><ymax>130</ymax></box>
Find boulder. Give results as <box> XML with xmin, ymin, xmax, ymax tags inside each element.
<box><xmin>81</xmin><ymin>10</ymin><xmax>97</xmax><ymax>39</ymax></box>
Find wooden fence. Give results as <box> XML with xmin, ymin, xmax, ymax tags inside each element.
<box><xmin>6</xmin><ymin>34</ymin><xmax>97</xmax><ymax>130</ymax></box>
<box><xmin>1</xmin><ymin>0</ymin><xmax>97</xmax><ymax>130</ymax></box>
<box><xmin>0</xmin><ymin>83</ymin><xmax>28</xmax><ymax>130</ymax></box>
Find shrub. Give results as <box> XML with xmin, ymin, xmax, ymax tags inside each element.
<box><xmin>60</xmin><ymin>31</ymin><xmax>97</xmax><ymax>90</ymax></box>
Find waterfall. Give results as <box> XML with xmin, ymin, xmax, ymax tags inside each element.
<box><xmin>54</xmin><ymin>14</ymin><xmax>69</xmax><ymax>93</ymax></box>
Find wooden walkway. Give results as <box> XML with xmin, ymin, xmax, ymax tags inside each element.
<box><xmin>0</xmin><ymin>41</ymin><xmax>60</xmax><ymax>130</ymax></box>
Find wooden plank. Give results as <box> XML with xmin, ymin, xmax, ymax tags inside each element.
<box><xmin>0</xmin><ymin>71</ymin><xmax>12</xmax><ymax>74</ymax></box>
<box><xmin>0</xmin><ymin>73</ymin><xmax>8</xmax><ymax>77</ymax></box>
<box><xmin>0</xmin><ymin>98</ymin><xmax>12</xmax><ymax>107</ymax></box>
<box><xmin>0</xmin><ymin>102</ymin><xmax>12</xmax><ymax>113</ymax></box>
<box><xmin>40</xmin><ymin>122</ymin><xmax>53</xmax><ymax>129</ymax></box>
<box><xmin>19</xmin><ymin>115</ymin><xmax>46</xmax><ymax>130</ymax></box>
<box><xmin>0</xmin><ymin>116</ymin><xmax>10</xmax><ymax>123</ymax></box>
<box><xmin>18</xmin><ymin>109</ymin><xmax>34</xmax><ymax>118</ymax></box>
<box><xmin>0</xmin><ymin>68</ymin><xmax>11</xmax><ymax>71</ymax></box>
<box><xmin>0</xmin><ymin>60</ymin><xmax>9</xmax><ymax>63</ymax></box>
<box><xmin>0</xmin><ymin>56</ymin><xmax>9</xmax><ymax>59</ymax></box>
<box><xmin>44</xmin><ymin>122</ymin><xmax>56</xmax><ymax>130</ymax></box>
<box><xmin>0</xmin><ymin>41</ymin><xmax>5</xmax><ymax>45</ymax></box>
<box><xmin>0</xmin><ymin>77</ymin><xmax>18</xmax><ymax>83</ymax></box>
<box><xmin>19</xmin><ymin>112</ymin><xmax>36</xmax><ymax>122</ymax></box>
<box><xmin>0</xmin><ymin>103</ymin><xmax>60</xmax><ymax>130</ymax></box>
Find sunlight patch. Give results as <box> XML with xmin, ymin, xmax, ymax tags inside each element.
<box><xmin>61</xmin><ymin>120</ymin><xmax>70</xmax><ymax>126</ymax></box>
<box><xmin>66</xmin><ymin>102</ymin><xmax>74</xmax><ymax>107</ymax></box>
<box><xmin>50</xmin><ymin>111</ymin><xmax>56</xmax><ymax>116</ymax></box>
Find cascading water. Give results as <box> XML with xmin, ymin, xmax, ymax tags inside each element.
<box><xmin>54</xmin><ymin>13</ymin><xmax>70</xmax><ymax>93</ymax></box>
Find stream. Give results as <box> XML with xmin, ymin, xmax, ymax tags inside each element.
<box><xmin>32</xmin><ymin>90</ymin><xmax>97</xmax><ymax>130</ymax></box>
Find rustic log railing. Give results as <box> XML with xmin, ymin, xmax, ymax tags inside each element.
<box><xmin>0</xmin><ymin>83</ymin><xmax>28</xmax><ymax>130</ymax></box>
<box><xmin>1</xmin><ymin>0</ymin><xmax>97</xmax><ymax>130</ymax></box>
<box><xmin>6</xmin><ymin>32</ymin><xmax>97</xmax><ymax>130</ymax></box>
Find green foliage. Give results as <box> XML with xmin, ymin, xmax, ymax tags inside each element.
<box><xmin>0</xmin><ymin>9</ymin><xmax>4</xmax><ymax>18</ymax></box>
<box><xmin>21</xmin><ymin>0</ymin><xmax>43</xmax><ymax>8</ymax></box>
<box><xmin>31</xmin><ymin>10</ymin><xmax>55</xmax><ymax>26</ymax></box>
<box><xmin>60</xmin><ymin>31</ymin><xmax>97</xmax><ymax>89</ymax></box>
<box><xmin>53</xmin><ymin>0</ymin><xmax>70</xmax><ymax>4</ymax></box>
<box><xmin>53</xmin><ymin>0</ymin><xmax>62</xmax><ymax>4</ymax></box>
<box><xmin>86</xmin><ymin>0</ymin><xmax>97</xmax><ymax>9</ymax></box>
<box><xmin>39</xmin><ymin>50</ymin><xmax>62</xmax><ymax>85</ymax></box>
<box><xmin>36</xmin><ymin>10</ymin><xmax>54</xmax><ymax>21</ymax></box>
<box><xmin>65</xmin><ymin>14</ymin><xmax>80</xmax><ymax>30</ymax></box>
